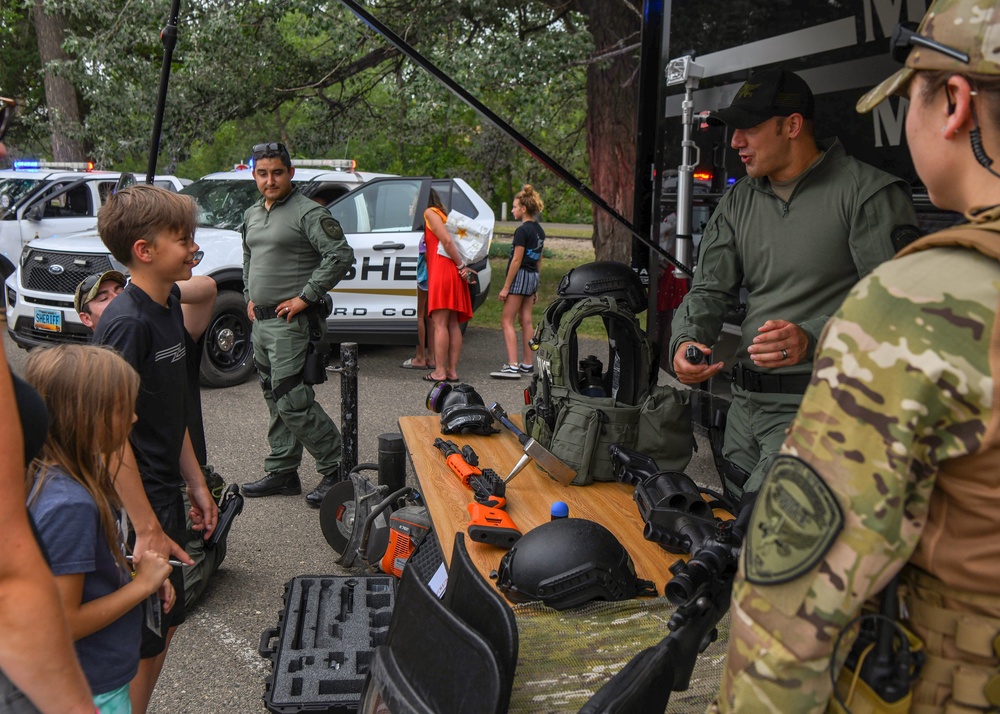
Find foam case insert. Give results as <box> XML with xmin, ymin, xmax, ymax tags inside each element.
<box><xmin>260</xmin><ymin>575</ymin><xmax>396</xmax><ymax>713</ymax></box>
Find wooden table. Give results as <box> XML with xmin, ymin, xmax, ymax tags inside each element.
<box><xmin>398</xmin><ymin>415</ymin><xmax>682</xmax><ymax>588</ymax></box>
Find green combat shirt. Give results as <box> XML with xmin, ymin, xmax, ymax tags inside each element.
<box><xmin>710</xmin><ymin>206</ymin><xmax>1000</xmax><ymax>713</ymax></box>
<box><xmin>670</xmin><ymin>138</ymin><xmax>917</xmax><ymax>371</ymax></box>
<box><xmin>241</xmin><ymin>187</ymin><xmax>354</xmax><ymax>306</ymax></box>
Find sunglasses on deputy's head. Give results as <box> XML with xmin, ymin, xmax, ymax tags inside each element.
<box><xmin>251</xmin><ymin>142</ymin><xmax>290</xmax><ymax>161</ymax></box>
<box><xmin>0</xmin><ymin>97</ymin><xmax>16</xmax><ymax>143</ymax></box>
<box><xmin>891</xmin><ymin>22</ymin><xmax>970</xmax><ymax>65</ymax></box>
<box><xmin>77</xmin><ymin>272</ymin><xmax>106</xmax><ymax>297</ymax></box>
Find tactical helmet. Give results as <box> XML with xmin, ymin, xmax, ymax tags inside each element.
<box><xmin>426</xmin><ymin>382</ymin><xmax>498</xmax><ymax>436</ymax></box>
<box><xmin>495</xmin><ymin>518</ymin><xmax>656</xmax><ymax>610</ymax></box>
<box><xmin>857</xmin><ymin>0</ymin><xmax>1000</xmax><ymax>113</ymax></box>
<box><xmin>557</xmin><ymin>261</ymin><xmax>646</xmax><ymax>314</ymax></box>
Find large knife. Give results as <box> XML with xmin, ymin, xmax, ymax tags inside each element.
<box><xmin>489</xmin><ymin>402</ymin><xmax>577</xmax><ymax>485</ymax></box>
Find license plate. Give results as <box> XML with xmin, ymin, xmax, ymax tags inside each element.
<box><xmin>34</xmin><ymin>308</ymin><xmax>62</xmax><ymax>332</ymax></box>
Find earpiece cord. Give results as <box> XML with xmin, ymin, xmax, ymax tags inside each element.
<box><xmin>969</xmin><ymin>98</ymin><xmax>1000</xmax><ymax>180</ymax></box>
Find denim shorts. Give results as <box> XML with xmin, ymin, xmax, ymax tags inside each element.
<box><xmin>416</xmin><ymin>253</ymin><xmax>429</xmax><ymax>292</ymax></box>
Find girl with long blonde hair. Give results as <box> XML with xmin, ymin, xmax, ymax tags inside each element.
<box><xmin>25</xmin><ymin>344</ymin><xmax>174</xmax><ymax>714</ymax></box>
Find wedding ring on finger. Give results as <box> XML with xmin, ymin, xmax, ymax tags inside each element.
<box><xmin>781</xmin><ymin>349</ymin><xmax>788</xmax><ymax>360</ymax></box>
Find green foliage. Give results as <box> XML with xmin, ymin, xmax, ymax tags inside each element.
<box><xmin>4</xmin><ymin>0</ymin><xmax>598</xmax><ymax>223</ymax></box>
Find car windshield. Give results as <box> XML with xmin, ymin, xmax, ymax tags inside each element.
<box><xmin>0</xmin><ymin>178</ymin><xmax>45</xmax><ymax>219</ymax></box>
<box><xmin>181</xmin><ymin>179</ymin><xmax>260</xmax><ymax>230</ymax></box>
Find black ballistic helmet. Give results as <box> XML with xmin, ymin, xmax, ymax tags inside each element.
<box><xmin>426</xmin><ymin>382</ymin><xmax>498</xmax><ymax>436</ymax></box>
<box><xmin>495</xmin><ymin>518</ymin><xmax>656</xmax><ymax>610</ymax></box>
<box><xmin>557</xmin><ymin>261</ymin><xmax>647</xmax><ymax>314</ymax></box>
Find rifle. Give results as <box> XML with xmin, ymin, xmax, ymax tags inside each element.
<box><xmin>579</xmin><ymin>444</ymin><xmax>750</xmax><ymax>713</ymax></box>
<box><xmin>432</xmin><ymin>438</ymin><xmax>521</xmax><ymax>548</ymax></box>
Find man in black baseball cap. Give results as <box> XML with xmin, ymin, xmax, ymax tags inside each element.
<box><xmin>670</xmin><ymin>66</ymin><xmax>918</xmax><ymax>499</ymax></box>
<box><xmin>707</xmin><ymin>67</ymin><xmax>815</xmax><ymax>129</ymax></box>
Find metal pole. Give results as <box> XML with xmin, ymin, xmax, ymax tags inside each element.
<box><xmin>339</xmin><ymin>342</ymin><xmax>359</xmax><ymax>476</ymax></box>
<box><xmin>145</xmin><ymin>0</ymin><xmax>181</xmax><ymax>185</ymax></box>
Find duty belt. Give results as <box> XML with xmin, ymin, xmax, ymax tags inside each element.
<box><xmin>253</xmin><ymin>305</ymin><xmax>286</xmax><ymax>321</ymax></box>
<box><xmin>253</xmin><ymin>303</ymin><xmax>324</xmax><ymax>321</ymax></box>
<box><xmin>731</xmin><ymin>363</ymin><xmax>811</xmax><ymax>395</ymax></box>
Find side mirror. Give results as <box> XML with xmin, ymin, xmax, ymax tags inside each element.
<box><xmin>25</xmin><ymin>204</ymin><xmax>43</xmax><ymax>221</ymax></box>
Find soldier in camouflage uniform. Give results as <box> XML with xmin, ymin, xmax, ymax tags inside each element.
<box><xmin>710</xmin><ymin>2</ymin><xmax>1000</xmax><ymax>712</ymax></box>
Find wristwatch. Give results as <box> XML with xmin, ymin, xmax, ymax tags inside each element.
<box><xmin>297</xmin><ymin>291</ymin><xmax>314</xmax><ymax>306</ymax></box>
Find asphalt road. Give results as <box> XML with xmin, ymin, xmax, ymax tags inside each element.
<box><xmin>2</xmin><ymin>324</ymin><xmax>716</xmax><ymax>713</ymax></box>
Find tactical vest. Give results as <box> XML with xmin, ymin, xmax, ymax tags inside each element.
<box><xmin>522</xmin><ymin>291</ymin><xmax>695</xmax><ymax>485</ymax></box>
<box><xmin>892</xmin><ymin>216</ymin><xmax>1000</xmax><ymax>714</ymax></box>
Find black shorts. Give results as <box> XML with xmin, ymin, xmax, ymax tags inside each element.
<box><xmin>134</xmin><ymin>492</ymin><xmax>188</xmax><ymax>659</ymax></box>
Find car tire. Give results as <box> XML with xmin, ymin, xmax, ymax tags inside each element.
<box><xmin>200</xmin><ymin>290</ymin><xmax>255</xmax><ymax>388</ymax></box>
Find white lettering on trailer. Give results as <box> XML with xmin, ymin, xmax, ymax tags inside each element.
<box><xmin>863</xmin><ymin>0</ymin><xmax>928</xmax><ymax>43</ymax></box>
<box><xmin>873</xmin><ymin>97</ymin><xmax>909</xmax><ymax>147</ymax></box>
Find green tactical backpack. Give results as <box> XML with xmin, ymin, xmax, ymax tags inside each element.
<box><xmin>522</xmin><ymin>263</ymin><xmax>694</xmax><ymax>485</ymax></box>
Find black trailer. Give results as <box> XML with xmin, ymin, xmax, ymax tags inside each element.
<box><xmin>340</xmin><ymin>0</ymin><xmax>951</xmax><ymax>434</ymax></box>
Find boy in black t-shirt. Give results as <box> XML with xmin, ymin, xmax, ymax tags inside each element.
<box><xmin>93</xmin><ymin>185</ymin><xmax>218</xmax><ymax>714</ymax></box>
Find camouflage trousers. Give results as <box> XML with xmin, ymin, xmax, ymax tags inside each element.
<box><xmin>252</xmin><ymin>315</ymin><xmax>341</xmax><ymax>476</ymax></box>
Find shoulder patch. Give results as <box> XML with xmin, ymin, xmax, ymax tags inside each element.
<box><xmin>320</xmin><ymin>214</ymin><xmax>344</xmax><ymax>240</ymax></box>
<box><xmin>744</xmin><ymin>454</ymin><xmax>843</xmax><ymax>585</ymax></box>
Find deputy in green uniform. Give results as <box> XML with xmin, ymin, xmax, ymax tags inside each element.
<box><xmin>711</xmin><ymin>4</ymin><xmax>1000</xmax><ymax>712</ymax></box>
<box><xmin>241</xmin><ymin>142</ymin><xmax>354</xmax><ymax>507</ymax></box>
<box><xmin>670</xmin><ymin>68</ymin><xmax>918</xmax><ymax>499</ymax></box>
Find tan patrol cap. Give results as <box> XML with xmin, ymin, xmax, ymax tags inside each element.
<box><xmin>74</xmin><ymin>270</ymin><xmax>127</xmax><ymax>313</ymax></box>
<box><xmin>857</xmin><ymin>0</ymin><xmax>1000</xmax><ymax>113</ymax></box>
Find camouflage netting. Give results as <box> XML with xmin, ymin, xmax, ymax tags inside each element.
<box><xmin>508</xmin><ymin>597</ymin><xmax>730</xmax><ymax>713</ymax></box>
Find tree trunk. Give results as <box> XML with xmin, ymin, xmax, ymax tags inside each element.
<box><xmin>32</xmin><ymin>0</ymin><xmax>84</xmax><ymax>162</ymax></box>
<box><xmin>575</xmin><ymin>0</ymin><xmax>641</xmax><ymax>263</ymax></box>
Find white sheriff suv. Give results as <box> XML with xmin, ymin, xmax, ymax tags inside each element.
<box><xmin>0</xmin><ymin>162</ymin><xmax>187</xmax><ymax>300</ymax></box>
<box><xmin>5</xmin><ymin>162</ymin><xmax>493</xmax><ymax>388</ymax></box>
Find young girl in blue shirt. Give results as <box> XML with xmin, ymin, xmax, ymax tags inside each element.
<box><xmin>25</xmin><ymin>344</ymin><xmax>174</xmax><ymax>714</ymax></box>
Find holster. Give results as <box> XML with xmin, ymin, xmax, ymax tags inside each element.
<box><xmin>302</xmin><ymin>298</ymin><xmax>331</xmax><ymax>386</ymax></box>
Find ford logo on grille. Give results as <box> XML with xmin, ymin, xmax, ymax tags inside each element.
<box><xmin>48</xmin><ymin>264</ymin><xmax>65</xmax><ymax>275</ymax></box>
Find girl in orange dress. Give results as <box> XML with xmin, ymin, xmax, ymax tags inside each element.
<box><xmin>423</xmin><ymin>189</ymin><xmax>473</xmax><ymax>382</ymax></box>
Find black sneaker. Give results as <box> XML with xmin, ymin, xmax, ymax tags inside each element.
<box><xmin>243</xmin><ymin>470</ymin><xmax>301</xmax><ymax>497</ymax></box>
<box><xmin>490</xmin><ymin>364</ymin><xmax>521</xmax><ymax>379</ymax></box>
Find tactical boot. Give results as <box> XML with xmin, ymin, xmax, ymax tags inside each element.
<box><xmin>305</xmin><ymin>469</ymin><xmax>342</xmax><ymax>508</ymax></box>
<box><xmin>243</xmin><ymin>470</ymin><xmax>301</xmax><ymax>498</ymax></box>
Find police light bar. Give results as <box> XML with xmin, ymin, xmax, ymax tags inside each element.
<box><xmin>12</xmin><ymin>160</ymin><xmax>94</xmax><ymax>171</ymax></box>
<box><xmin>693</xmin><ymin>171</ymin><xmax>712</xmax><ymax>182</ymax></box>
<box><xmin>233</xmin><ymin>163</ymin><xmax>251</xmax><ymax>171</ymax></box>
<box><xmin>292</xmin><ymin>159</ymin><xmax>356</xmax><ymax>170</ymax></box>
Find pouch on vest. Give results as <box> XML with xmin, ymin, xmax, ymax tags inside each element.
<box><xmin>637</xmin><ymin>383</ymin><xmax>694</xmax><ymax>473</ymax></box>
<box><xmin>548</xmin><ymin>394</ymin><xmax>642</xmax><ymax>485</ymax></box>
